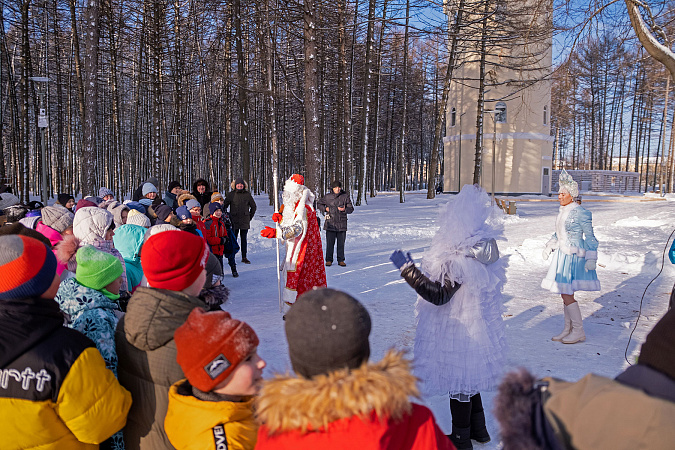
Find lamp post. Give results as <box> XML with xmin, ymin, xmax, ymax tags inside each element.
<box><xmin>483</xmin><ymin>104</ymin><xmax>506</xmax><ymax>204</ymax></box>
<box><xmin>30</xmin><ymin>77</ymin><xmax>50</xmax><ymax>205</ymax></box>
<box><xmin>482</xmin><ymin>110</ymin><xmax>498</xmax><ymax>204</ymax></box>
<box><xmin>457</xmin><ymin>111</ymin><xmax>466</xmax><ymax>192</ymax></box>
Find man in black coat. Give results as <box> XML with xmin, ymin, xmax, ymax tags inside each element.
<box><xmin>317</xmin><ymin>181</ymin><xmax>354</xmax><ymax>267</ymax></box>
<box><xmin>224</xmin><ymin>178</ymin><xmax>257</xmax><ymax>264</ymax></box>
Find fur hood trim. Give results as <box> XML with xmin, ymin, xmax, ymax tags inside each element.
<box><xmin>230</xmin><ymin>179</ymin><xmax>249</xmax><ymax>190</ymax></box>
<box><xmin>494</xmin><ymin>368</ymin><xmax>543</xmax><ymax>450</ymax></box>
<box><xmin>177</xmin><ymin>192</ymin><xmax>196</xmax><ymax>207</ymax></box>
<box><xmin>56</xmin><ymin>234</ymin><xmax>81</xmax><ymax>264</ymax></box>
<box><xmin>256</xmin><ymin>350</ymin><xmax>418</xmax><ymax>435</ymax></box>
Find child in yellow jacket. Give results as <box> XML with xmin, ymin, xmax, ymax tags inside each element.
<box><xmin>164</xmin><ymin>307</ymin><xmax>265</xmax><ymax>450</ymax></box>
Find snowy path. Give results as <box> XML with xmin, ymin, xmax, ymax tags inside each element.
<box><xmin>221</xmin><ymin>191</ymin><xmax>675</xmax><ymax>446</ymax></box>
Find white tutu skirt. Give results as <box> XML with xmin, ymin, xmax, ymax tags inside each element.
<box><xmin>413</xmin><ymin>264</ymin><xmax>507</xmax><ymax>400</ymax></box>
<box><xmin>541</xmin><ymin>250</ymin><xmax>600</xmax><ymax>295</ymax></box>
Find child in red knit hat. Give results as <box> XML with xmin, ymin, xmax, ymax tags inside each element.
<box><xmin>164</xmin><ymin>308</ymin><xmax>265</xmax><ymax>450</ymax></box>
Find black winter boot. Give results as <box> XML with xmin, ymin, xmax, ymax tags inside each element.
<box><xmin>230</xmin><ymin>264</ymin><xmax>239</xmax><ymax>278</ymax></box>
<box><xmin>469</xmin><ymin>410</ymin><xmax>491</xmax><ymax>444</ymax></box>
<box><xmin>447</xmin><ymin>426</ymin><xmax>472</xmax><ymax>450</ymax></box>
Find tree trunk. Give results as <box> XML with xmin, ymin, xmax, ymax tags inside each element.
<box><xmin>370</xmin><ymin>0</ymin><xmax>389</xmax><ymax>198</ymax></box>
<box><xmin>472</xmin><ymin>0</ymin><xmax>490</xmax><ymax>185</ymax></box>
<box><xmin>234</xmin><ymin>0</ymin><xmax>250</xmax><ymax>184</ymax></box>
<box><xmin>303</xmin><ymin>0</ymin><xmax>321</xmax><ymax>196</ymax></box>
<box><xmin>356</xmin><ymin>0</ymin><xmax>377</xmax><ymax>206</ymax></box>
<box><xmin>336</xmin><ymin>0</ymin><xmax>347</xmax><ymax>184</ymax></box>
<box><xmin>398</xmin><ymin>0</ymin><xmax>410</xmax><ymax>203</ymax></box>
<box><xmin>427</xmin><ymin>0</ymin><xmax>465</xmax><ymax>199</ymax></box>
<box><xmin>82</xmin><ymin>0</ymin><xmax>101</xmax><ymax>194</ymax></box>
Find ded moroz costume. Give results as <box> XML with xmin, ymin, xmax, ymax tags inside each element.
<box><xmin>260</xmin><ymin>174</ymin><xmax>326</xmax><ymax>307</ymax></box>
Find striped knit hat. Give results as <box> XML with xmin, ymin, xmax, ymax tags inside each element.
<box><xmin>0</xmin><ymin>235</ymin><xmax>57</xmax><ymax>300</ymax></box>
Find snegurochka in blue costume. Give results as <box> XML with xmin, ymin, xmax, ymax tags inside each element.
<box><xmin>542</xmin><ymin>169</ymin><xmax>600</xmax><ymax>344</ymax></box>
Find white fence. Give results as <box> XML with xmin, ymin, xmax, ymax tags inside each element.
<box><xmin>552</xmin><ymin>170</ymin><xmax>640</xmax><ymax>193</ymax></box>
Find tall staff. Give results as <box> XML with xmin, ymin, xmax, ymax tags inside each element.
<box><xmin>258</xmin><ymin>6</ymin><xmax>282</xmax><ymax>312</ymax></box>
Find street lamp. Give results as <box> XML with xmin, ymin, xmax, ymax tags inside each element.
<box><xmin>30</xmin><ymin>76</ymin><xmax>50</xmax><ymax>204</ymax></box>
<box><xmin>457</xmin><ymin>111</ymin><xmax>467</xmax><ymax>192</ymax></box>
<box><xmin>483</xmin><ymin>103</ymin><xmax>506</xmax><ymax>203</ymax></box>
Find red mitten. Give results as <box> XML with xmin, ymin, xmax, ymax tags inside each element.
<box><xmin>261</xmin><ymin>226</ymin><xmax>277</xmax><ymax>239</ymax></box>
<box><xmin>272</xmin><ymin>212</ymin><xmax>283</xmax><ymax>223</ymax></box>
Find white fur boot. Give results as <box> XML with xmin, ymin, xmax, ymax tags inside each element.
<box><xmin>551</xmin><ymin>306</ymin><xmax>571</xmax><ymax>341</ymax></box>
<box><xmin>562</xmin><ymin>302</ymin><xmax>586</xmax><ymax>344</ymax></box>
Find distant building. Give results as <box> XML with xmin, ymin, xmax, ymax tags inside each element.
<box><xmin>442</xmin><ymin>2</ymin><xmax>553</xmax><ymax>195</ymax></box>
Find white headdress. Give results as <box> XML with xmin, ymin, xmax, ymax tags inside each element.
<box><xmin>558</xmin><ymin>169</ymin><xmax>579</xmax><ymax>197</ymax></box>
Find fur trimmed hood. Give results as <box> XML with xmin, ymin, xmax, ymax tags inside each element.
<box><xmin>230</xmin><ymin>179</ymin><xmax>249</xmax><ymax>190</ymax></box>
<box><xmin>177</xmin><ymin>192</ymin><xmax>196</xmax><ymax>207</ymax></box>
<box><xmin>256</xmin><ymin>350</ymin><xmax>419</xmax><ymax>435</ymax></box>
<box><xmin>56</xmin><ymin>234</ymin><xmax>81</xmax><ymax>268</ymax></box>
<box><xmin>494</xmin><ymin>368</ymin><xmax>544</xmax><ymax>450</ymax></box>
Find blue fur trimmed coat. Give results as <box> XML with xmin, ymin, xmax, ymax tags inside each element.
<box><xmin>545</xmin><ymin>205</ymin><xmax>598</xmax><ymax>260</ymax></box>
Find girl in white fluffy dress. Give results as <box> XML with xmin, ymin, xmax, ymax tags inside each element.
<box><xmin>541</xmin><ymin>169</ymin><xmax>600</xmax><ymax>344</ymax></box>
<box><xmin>390</xmin><ymin>185</ymin><xmax>507</xmax><ymax>450</ymax></box>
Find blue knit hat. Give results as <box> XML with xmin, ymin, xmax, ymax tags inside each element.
<box><xmin>142</xmin><ymin>183</ymin><xmax>158</xmax><ymax>196</ymax></box>
<box><xmin>186</xmin><ymin>199</ymin><xmax>201</xmax><ymax>211</ymax></box>
<box><xmin>98</xmin><ymin>187</ymin><xmax>114</xmax><ymax>199</ymax></box>
<box><xmin>176</xmin><ymin>206</ymin><xmax>191</xmax><ymax>221</ymax></box>
<box><xmin>208</xmin><ymin>202</ymin><xmax>222</xmax><ymax>215</ymax></box>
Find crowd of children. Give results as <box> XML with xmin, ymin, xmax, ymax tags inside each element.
<box><xmin>1</xmin><ymin>178</ymin><xmax>674</xmax><ymax>450</ymax></box>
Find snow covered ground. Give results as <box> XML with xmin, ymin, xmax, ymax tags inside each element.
<box><xmin>221</xmin><ymin>189</ymin><xmax>675</xmax><ymax>446</ymax></box>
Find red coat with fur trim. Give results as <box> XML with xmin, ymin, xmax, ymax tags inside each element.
<box><xmin>255</xmin><ymin>350</ymin><xmax>454</xmax><ymax>450</ymax></box>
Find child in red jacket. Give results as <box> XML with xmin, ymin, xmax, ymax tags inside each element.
<box><xmin>203</xmin><ymin>202</ymin><xmax>239</xmax><ymax>278</ymax></box>
<box><xmin>255</xmin><ymin>288</ymin><xmax>454</xmax><ymax>450</ymax></box>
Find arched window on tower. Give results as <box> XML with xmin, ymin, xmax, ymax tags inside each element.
<box><xmin>451</xmin><ymin>108</ymin><xmax>457</xmax><ymax>127</ymax></box>
<box><xmin>543</xmin><ymin>106</ymin><xmax>548</xmax><ymax>125</ymax></box>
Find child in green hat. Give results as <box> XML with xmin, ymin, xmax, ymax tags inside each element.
<box><xmin>54</xmin><ymin>245</ymin><xmax>127</xmax><ymax>450</ymax></box>
<box><xmin>55</xmin><ymin>245</ymin><xmax>125</xmax><ymax>374</ymax></box>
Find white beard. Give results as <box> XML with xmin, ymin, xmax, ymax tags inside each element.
<box><xmin>281</xmin><ymin>180</ymin><xmax>305</xmax><ymax>212</ymax></box>
<box><xmin>281</xmin><ymin>179</ymin><xmax>314</xmax><ymax>225</ymax></box>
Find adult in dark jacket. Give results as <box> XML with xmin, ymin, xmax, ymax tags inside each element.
<box><xmin>163</xmin><ymin>181</ymin><xmax>182</xmax><ymax>212</ymax></box>
<box><xmin>224</xmin><ymin>178</ymin><xmax>257</xmax><ymax>264</ymax></box>
<box><xmin>317</xmin><ymin>181</ymin><xmax>354</xmax><ymax>266</ymax></box>
<box><xmin>191</xmin><ymin>178</ymin><xmax>213</xmax><ymax>209</ymax></box>
<box><xmin>115</xmin><ymin>230</ymin><xmax>210</xmax><ymax>450</ymax></box>
<box><xmin>495</xmin><ymin>307</ymin><xmax>675</xmax><ymax>450</ymax></box>
<box><xmin>0</xmin><ymin>234</ymin><xmax>132</xmax><ymax>449</ymax></box>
